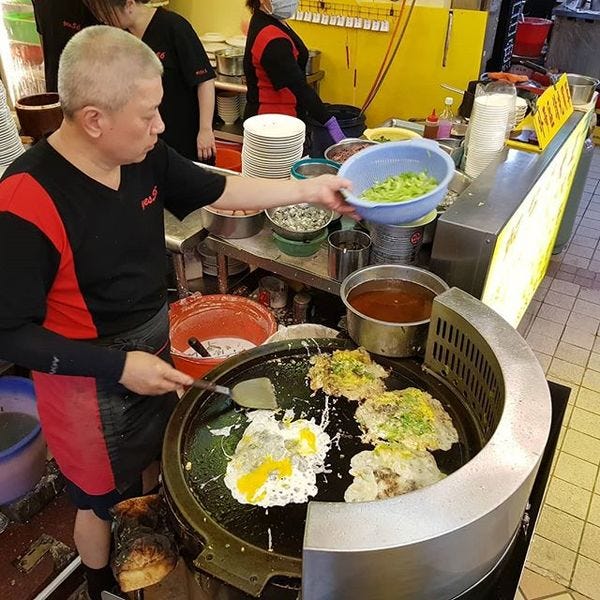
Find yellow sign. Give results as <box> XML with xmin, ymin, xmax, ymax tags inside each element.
<box><xmin>481</xmin><ymin>115</ymin><xmax>587</xmax><ymax>327</ymax></box>
<box><xmin>532</xmin><ymin>74</ymin><xmax>574</xmax><ymax>150</ymax></box>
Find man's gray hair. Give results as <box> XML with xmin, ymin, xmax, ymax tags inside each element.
<box><xmin>58</xmin><ymin>26</ymin><xmax>163</xmax><ymax>119</ymax></box>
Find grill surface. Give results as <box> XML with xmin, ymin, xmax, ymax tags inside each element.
<box><xmin>180</xmin><ymin>341</ymin><xmax>482</xmax><ymax>559</ymax></box>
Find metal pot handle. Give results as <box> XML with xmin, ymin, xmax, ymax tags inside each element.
<box><xmin>192</xmin><ymin>520</ymin><xmax>301</xmax><ymax>596</ymax></box>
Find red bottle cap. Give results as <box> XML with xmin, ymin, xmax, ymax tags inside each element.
<box><xmin>426</xmin><ymin>109</ymin><xmax>439</xmax><ymax>123</ymax></box>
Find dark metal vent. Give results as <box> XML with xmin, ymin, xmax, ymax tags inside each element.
<box><xmin>429</xmin><ymin>316</ymin><xmax>504</xmax><ymax>442</ymax></box>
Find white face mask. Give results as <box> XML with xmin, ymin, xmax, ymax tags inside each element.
<box><xmin>271</xmin><ymin>0</ymin><xmax>298</xmax><ymax>19</ymax></box>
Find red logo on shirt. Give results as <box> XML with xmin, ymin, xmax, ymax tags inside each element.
<box><xmin>63</xmin><ymin>21</ymin><xmax>82</xmax><ymax>31</ymax></box>
<box><xmin>196</xmin><ymin>68</ymin><xmax>208</xmax><ymax>76</ymax></box>
<box><xmin>156</xmin><ymin>51</ymin><xmax>166</xmax><ymax>61</ymax></box>
<box><xmin>141</xmin><ymin>186</ymin><xmax>158</xmax><ymax>210</ymax></box>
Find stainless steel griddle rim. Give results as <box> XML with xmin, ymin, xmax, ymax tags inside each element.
<box><xmin>303</xmin><ymin>287</ymin><xmax>552</xmax><ymax>551</ymax></box>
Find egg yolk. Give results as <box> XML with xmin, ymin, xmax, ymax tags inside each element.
<box><xmin>298</xmin><ymin>428</ymin><xmax>317</xmax><ymax>455</ymax></box>
<box><xmin>237</xmin><ymin>456</ymin><xmax>292</xmax><ymax>503</ymax></box>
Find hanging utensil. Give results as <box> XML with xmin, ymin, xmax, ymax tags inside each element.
<box><xmin>191</xmin><ymin>377</ymin><xmax>278</xmax><ymax>410</ymax></box>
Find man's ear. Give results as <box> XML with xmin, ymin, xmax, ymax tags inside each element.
<box><xmin>76</xmin><ymin>105</ymin><xmax>106</xmax><ymax>139</ymax></box>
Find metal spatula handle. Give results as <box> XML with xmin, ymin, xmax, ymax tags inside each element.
<box><xmin>191</xmin><ymin>379</ymin><xmax>231</xmax><ymax>396</ymax></box>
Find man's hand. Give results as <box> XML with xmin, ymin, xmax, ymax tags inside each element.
<box><xmin>197</xmin><ymin>128</ymin><xmax>216</xmax><ymax>162</ymax></box>
<box><xmin>119</xmin><ymin>351</ymin><xmax>194</xmax><ymax>395</ymax></box>
<box><xmin>298</xmin><ymin>175</ymin><xmax>359</xmax><ymax>219</ymax></box>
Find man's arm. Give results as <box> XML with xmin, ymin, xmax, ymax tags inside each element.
<box><xmin>196</xmin><ymin>80</ymin><xmax>216</xmax><ymax>161</ymax></box>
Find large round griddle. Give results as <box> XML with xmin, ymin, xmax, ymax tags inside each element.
<box><xmin>162</xmin><ymin>339</ymin><xmax>482</xmax><ymax>597</ymax></box>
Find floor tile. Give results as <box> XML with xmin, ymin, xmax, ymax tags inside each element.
<box><xmin>534</xmin><ymin>351</ymin><xmax>552</xmax><ymax>373</ymax></box>
<box><xmin>582</xmin><ymin>369</ymin><xmax>600</xmax><ymax>393</ymax></box>
<box><xmin>551</xmin><ymin>280</ymin><xmax>582</xmax><ymax>297</ymax></box>
<box><xmin>570</xmin><ymin>407</ymin><xmax>600</xmax><ymax>440</ymax></box>
<box><xmin>567</xmin><ymin>312</ymin><xmax>600</xmax><ymax>335</ymax></box>
<box><xmin>540</xmin><ymin>304</ymin><xmax>574</xmax><ymax>325</ymax></box>
<box><xmin>571</xmin><ymin>245</ymin><xmax>596</xmax><ymax>260</ymax></box>
<box><xmin>519</xmin><ymin>568</ymin><xmax>568</xmax><ymax>598</ymax></box>
<box><xmin>530</xmin><ymin>318</ymin><xmax>566</xmax><ymax>341</ymax></box>
<box><xmin>574</xmin><ymin>236</ymin><xmax>598</xmax><ymax>249</ymax></box>
<box><xmin>548</xmin><ymin>359</ymin><xmax>585</xmax><ymax>386</ymax></box>
<box><xmin>527</xmin><ymin>331</ymin><xmax>560</xmax><ymax>355</ymax></box>
<box><xmin>588</xmin><ymin>353</ymin><xmax>600</xmax><ymax>372</ymax></box>
<box><xmin>565</xmin><ymin>255</ymin><xmax>592</xmax><ymax>270</ymax></box>
<box><xmin>535</xmin><ymin>505</ymin><xmax>585</xmax><ymax>551</ymax></box>
<box><xmin>577</xmin><ymin>388</ymin><xmax>600</xmax><ymax>416</ymax></box>
<box><xmin>579</xmin><ymin>523</ymin><xmax>600</xmax><ymax>563</ymax></box>
<box><xmin>562</xmin><ymin>327</ymin><xmax>596</xmax><ymax>350</ymax></box>
<box><xmin>571</xmin><ymin>556</ymin><xmax>600</xmax><ymax>599</ymax></box>
<box><xmin>579</xmin><ymin>288</ymin><xmax>600</xmax><ymax>305</ymax></box>
<box><xmin>527</xmin><ymin>535</ymin><xmax>577</xmax><ymax>586</ymax></box>
<box><xmin>562</xmin><ymin>429</ymin><xmax>600</xmax><ymax>465</ymax></box>
<box><xmin>588</xmin><ymin>495</ymin><xmax>600</xmax><ymax>528</ymax></box>
<box><xmin>555</xmin><ymin>342</ymin><xmax>590</xmax><ymax>368</ymax></box>
<box><xmin>554</xmin><ymin>452</ymin><xmax>598</xmax><ymax>491</ymax></box>
<box><xmin>574</xmin><ymin>298</ymin><xmax>600</xmax><ymax>320</ymax></box>
<box><xmin>546</xmin><ymin>291</ymin><xmax>577</xmax><ymax>310</ymax></box>
<box><xmin>544</xmin><ymin>477</ymin><xmax>592</xmax><ymax>520</ymax></box>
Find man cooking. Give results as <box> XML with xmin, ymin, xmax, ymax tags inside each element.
<box><xmin>0</xmin><ymin>26</ymin><xmax>353</xmax><ymax>600</ymax></box>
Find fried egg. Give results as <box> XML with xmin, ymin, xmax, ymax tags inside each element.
<box><xmin>224</xmin><ymin>410</ymin><xmax>330</xmax><ymax>508</ymax></box>
<box><xmin>344</xmin><ymin>443</ymin><xmax>445</xmax><ymax>502</ymax></box>
<box><xmin>355</xmin><ymin>387</ymin><xmax>459</xmax><ymax>452</ymax></box>
<box><xmin>308</xmin><ymin>348</ymin><xmax>388</xmax><ymax>401</ymax></box>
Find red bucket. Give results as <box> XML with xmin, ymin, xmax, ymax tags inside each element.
<box><xmin>169</xmin><ymin>294</ymin><xmax>277</xmax><ymax>379</ymax></box>
<box><xmin>514</xmin><ymin>18</ymin><xmax>553</xmax><ymax>58</ymax></box>
<box><xmin>216</xmin><ymin>147</ymin><xmax>242</xmax><ymax>172</ymax></box>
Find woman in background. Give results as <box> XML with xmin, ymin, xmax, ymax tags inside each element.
<box><xmin>85</xmin><ymin>0</ymin><xmax>217</xmax><ymax>163</ymax></box>
<box><xmin>243</xmin><ymin>0</ymin><xmax>345</xmax><ymax>150</ymax></box>
<box><xmin>32</xmin><ymin>0</ymin><xmax>99</xmax><ymax>92</ymax></box>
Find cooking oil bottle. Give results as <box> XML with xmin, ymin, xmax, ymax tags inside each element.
<box><xmin>423</xmin><ymin>109</ymin><xmax>439</xmax><ymax>140</ymax></box>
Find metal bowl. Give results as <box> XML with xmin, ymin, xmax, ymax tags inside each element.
<box><xmin>291</xmin><ymin>158</ymin><xmax>339</xmax><ymax>179</ymax></box>
<box><xmin>437</xmin><ymin>170</ymin><xmax>473</xmax><ymax>212</ymax></box>
<box><xmin>201</xmin><ymin>207</ymin><xmax>264</xmax><ymax>239</ymax></box>
<box><xmin>566</xmin><ymin>73</ymin><xmax>600</xmax><ymax>105</ymax></box>
<box><xmin>215</xmin><ymin>47</ymin><xmax>244</xmax><ymax>76</ymax></box>
<box><xmin>324</xmin><ymin>138</ymin><xmax>378</xmax><ymax>165</ymax></box>
<box><xmin>340</xmin><ymin>264</ymin><xmax>449</xmax><ymax>357</ymax></box>
<box><xmin>265</xmin><ymin>205</ymin><xmax>333</xmax><ymax>242</ymax></box>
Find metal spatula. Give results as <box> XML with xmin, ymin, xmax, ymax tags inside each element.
<box><xmin>191</xmin><ymin>377</ymin><xmax>278</xmax><ymax>410</ymax></box>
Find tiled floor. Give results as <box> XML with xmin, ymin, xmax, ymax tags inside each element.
<box><xmin>515</xmin><ymin>147</ymin><xmax>600</xmax><ymax>599</ymax></box>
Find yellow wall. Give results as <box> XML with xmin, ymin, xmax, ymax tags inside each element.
<box><xmin>170</xmin><ymin>1</ymin><xmax>487</xmax><ymax>127</ymax></box>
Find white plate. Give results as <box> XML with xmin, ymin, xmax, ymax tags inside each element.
<box><xmin>243</xmin><ymin>114</ymin><xmax>306</xmax><ymax>138</ymax></box>
<box><xmin>204</xmin><ymin>42</ymin><xmax>228</xmax><ymax>53</ymax></box>
<box><xmin>226</xmin><ymin>35</ymin><xmax>247</xmax><ymax>48</ymax></box>
<box><xmin>200</xmin><ymin>32</ymin><xmax>226</xmax><ymax>43</ymax></box>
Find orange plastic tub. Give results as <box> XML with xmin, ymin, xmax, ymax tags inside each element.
<box><xmin>215</xmin><ymin>147</ymin><xmax>242</xmax><ymax>172</ymax></box>
<box><xmin>169</xmin><ymin>294</ymin><xmax>277</xmax><ymax>379</ymax></box>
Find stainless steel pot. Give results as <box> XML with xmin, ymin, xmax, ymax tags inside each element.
<box><xmin>264</xmin><ymin>206</ymin><xmax>333</xmax><ymax>242</ymax></box>
<box><xmin>305</xmin><ymin>49</ymin><xmax>321</xmax><ymax>75</ymax></box>
<box><xmin>340</xmin><ymin>265</ymin><xmax>449</xmax><ymax>357</ymax></box>
<box><xmin>201</xmin><ymin>207</ymin><xmax>264</xmax><ymax>239</ymax></box>
<box><xmin>215</xmin><ymin>48</ymin><xmax>244</xmax><ymax>76</ymax></box>
<box><xmin>567</xmin><ymin>73</ymin><xmax>600</xmax><ymax>105</ymax></box>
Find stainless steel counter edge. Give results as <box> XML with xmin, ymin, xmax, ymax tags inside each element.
<box><xmin>438</xmin><ymin>112</ymin><xmax>585</xmax><ymax>235</ymax></box>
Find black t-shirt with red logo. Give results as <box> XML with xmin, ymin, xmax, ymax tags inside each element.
<box><xmin>32</xmin><ymin>0</ymin><xmax>99</xmax><ymax>92</ymax></box>
<box><xmin>0</xmin><ymin>138</ymin><xmax>225</xmax><ymax>380</ymax></box>
<box><xmin>142</xmin><ymin>8</ymin><xmax>216</xmax><ymax>160</ymax></box>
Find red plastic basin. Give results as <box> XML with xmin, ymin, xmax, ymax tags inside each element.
<box><xmin>169</xmin><ymin>294</ymin><xmax>277</xmax><ymax>379</ymax></box>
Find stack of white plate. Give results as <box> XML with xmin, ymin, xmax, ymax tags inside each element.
<box><xmin>0</xmin><ymin>81</ymin><xmax>24</xmax><ymax>166</ymax></box>
<box><xmin>242</xmin><ymin>114</ymin><xmax>305</xmax><ymax>179</ymax></box>
<box><xmin>200</xmin><ymin>32</ymin><xmax>225</xmax><ymax>44</ymax></box>
<box><xmin>226</xmin><ymin>35</ymin><xmax>247</xmax><ymax>49</ymax></box>
<box><xmin>217</xmin><ymin>93</ymin><xmax>240</xmax><ymax>125</ymax></box>
<box><xmin>464</xmin><ymin>94</ymin><xmax>510</xmax><ymax>179</ymax></box>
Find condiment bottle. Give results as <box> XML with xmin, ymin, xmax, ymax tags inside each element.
<box><xmin>292</xmin><ymin>292</ymin><xmax>311</xmax><ymax>324</ymax></box>
<box><xmin>423</xmin><ymin>109</ymin><xmax>439</xmax><ymax>140</ymax></box>
<box><xmin>437</xmin><ymin>97</ymin><xmax>454</xmax><ymax>139</ymax></box>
